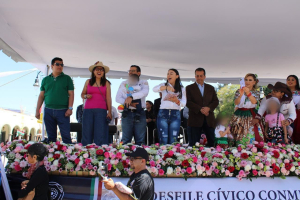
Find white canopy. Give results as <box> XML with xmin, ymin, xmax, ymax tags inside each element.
<box><xmin>1</xmin><ymin>1</ymin><xmax>300</xmax><ymax>84</ymax></box>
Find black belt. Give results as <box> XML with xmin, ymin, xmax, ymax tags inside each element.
<box><xmin>128</xmin><ymin>109</ymin><xmax>137</xmax><ymax>112</ymax></box>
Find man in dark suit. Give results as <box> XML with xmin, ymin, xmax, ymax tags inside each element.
<box><xmin>186</xmin><ymin>68</ymin><xmax>219</xmax><ymax>147</ymax></box>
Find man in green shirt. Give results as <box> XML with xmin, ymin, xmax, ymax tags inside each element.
<box><xmin>35</xmin><ymin>57</ymin><xmax>74</xmax><ymax>144</ymax></box>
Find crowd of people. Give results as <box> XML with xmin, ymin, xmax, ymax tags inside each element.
<box><xmin>35</xmin><ymin>57</ymin><xmax>300</xmax><ymax>148</ymax></box>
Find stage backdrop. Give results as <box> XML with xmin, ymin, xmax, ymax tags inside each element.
<box><xmin>2</xmin><ymin>174</ymin><xmax>300</xmax><ymax>200</ymax></box>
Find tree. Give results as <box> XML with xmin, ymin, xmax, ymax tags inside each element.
<box><xmin>215</xmin><ymin>84</ymin><xmax>240</xmax><ymax>117</ymax></box>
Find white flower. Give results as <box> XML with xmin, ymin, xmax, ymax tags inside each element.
<box><xmin>245</xmin><ymin>165</ymin><xmax>251</xmax><ymax>171</ymax></box>
<box><xmin>119</xmin><ymin>149</ymin><xmax>124</xmax><ymax>153</ymax></box>
<box><xmin>252</xmin><ymin>165</ymin><xmax>257</xmax><ymax>170</ymax></box>
<box><xmin>78</xmin><ymin>161</ymin><xmax>83</xmax><ymax>167</ymax></box>
<box><xmin>232</xmin><ymin>149</ymin><xmax>238</xmax><ymax>154</ymax></box>
<box><xmin>291</xmin><ymin>166</ymin><xmax>296</xmax><ymax>172</ymax></box>
<box><xmin>167</xmin><ymin>167</ymin><xmax>173</xmax><ymax>175</ymax></box>
<box><xmin>155</xmin><ymin>155</ymin><xmax>160</xmax><ymax>160</ymax></box>
<box><xmin>48</xmin><ymin>153</ymin><xmax>53</xmax><ymax>158</ymax></box>
<box><xmin>53</xmin><ymin>160</ymin><xmax>59</xmax><ymax>167</ymax></box>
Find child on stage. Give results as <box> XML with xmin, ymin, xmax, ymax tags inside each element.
<box><xmin>264</xmin><ymin>97</ymin><xmax>290</xmax><ymax>144</ymax></box>
<box><xmin>215</xmin><ymin>114</ymin><xmax>231</xmax><ymax>148</ymax></box>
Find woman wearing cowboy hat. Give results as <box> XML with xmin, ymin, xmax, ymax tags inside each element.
<box><xmin>81</xmin><ymin>61</ymin><xmax>112</xmax><ymax>146</ymax></box>
<box><xmin>230</xmin><ymin>73</ymin><xmax>264</xmax><ymax>146</ymax></box>
<box><xmin>253</xmin><ymin>82</ymin><xmax>296</xmax><ymax>141</ymax></box>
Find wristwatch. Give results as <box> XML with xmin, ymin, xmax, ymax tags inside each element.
<box><xmin>84</xmin><ymin>95</ymin><xmax>87</xmax><ymax>99</ymax></box>
<box><xmin>68</xmin><ymin>107</ymin><xmax>73</xmax><ymax>110</ymax></box>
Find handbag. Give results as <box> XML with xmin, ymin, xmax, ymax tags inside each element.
<box><xmin>95</xmin><ymin>82</ymin><xmax>111</xmax><ymax>124</ymax></box>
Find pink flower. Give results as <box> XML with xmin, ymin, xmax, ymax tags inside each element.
<box><xmin>14</xmin><ymin>164</ymin><xmax>22</xmax><ymax>172</ymax></box>
<box><xmin>62</xmin><ymin>146</ymin><xmax>67</xmax><ymax>151</ymax></box>
<box><xmin>239</xmin><ymin>170</ymin><xmax>245</xmax><ymax>177</ymax></box>
<box><xmin>216</xmin><ymin>146</ymin><xmax>222</xmax><ymax>152</ymax></box>
<box><xmin>104</xmin><ymin>152</ymin><xmax>109</xmax><ymax>158</ymax></box>
<box><xmin>237</xmin><ymin>146</ymin><xmax>242</xmax><ymax>152</ymax></box>
<box><xmin>258</xmin><ymin>163</ymin><xmax>264</xmax><ymax>169</ymax></box>
<box><xmin>214</xmin><ymin>169</ymin><xmax>219</xmax><ymax>174</ymax></box>
<box><xmin>186</xmin><ymin>167</ymin><xmax>193</xmax><ymax>174</ymax></box>
<box><xmin>107</xmin><ymin>164</ymin><xmax>112</xmax><ymax>171</ymax></box>
<box><xmin>240</xmin><ymin>160</ymin><xmax>247</xmax><ymax>167</ymax></box>
<box><xmin>150</xmin><ymin>167</ymin><xmax>157</xmax><ymax>174</ymax></box>
<box><xmin>85</xmin><ymin>158</ymin><xmax>91</xmax><ymax>165</ymax></box>
<box><xmin>83</xmin><ymin>153</ymin><xmax>89</xmax><ymax>159</ymax></box>
<box><xmin>225</xmin><ymin>170</ymin><xmax>230</xmax><ymax>176</ymax></box>
<box><xmin>168</xmin><ymin>151</ymin><xmax>174</xmax><ymax>157</ymax></box>
<box><xmin>252</xmin><ymin>170</ymin><xmax>258</xmax><ymax>176</ymax></box>
<box><xmin>115</xmin><ymin>169</ymin><xmax>121</xmax><ymax>176</ymax></box>
<box><xmin>159</xmin><ymin>169</ymin><xmax>165</xmax><ymax>176</ymax></box>
<box><xmin>55</xmin><ymin>141</ymin><xmax>60</xmax><ymax>145</ymax></box>
<box><xmin>199</xmin><ymin>146</ymin><xmax>204</xmax><ymax>151</ymax></box>
<box><xmin>116</xmin><ymin>152</ymin><xmax>122</xmax><ymax>159</ymax></box>
<box><xmin>193</xmin><ymin>157</ymin><xmax>198</xmax><ymax>163</ymax></box>
<box><xmin>149</xmin><ymin>160</ymin><xmax>156</xmax><ymax>167</ymax></box>
<box><xmin>180</xmin><ymin>149</ymin><xmax>186</xmax><ymax>154</ymax></box>
<box><xmin>252</xmin><ymin>147</ymin><xmax>257</xmax><ymax>153</ymax></box>
<box><xmin>14</xmin><ymin>146</ymin><xmax>22</xmax><ymax>153</ymax></box>
<box><xmin>265</xmin><ymin>171</ymin><xmax>271</xmax><ymax>177</ymax></box>
<box><xmin>174</xmin><ymin>160</ymin><xmax>181</xmax><ymax>165</ymax></box>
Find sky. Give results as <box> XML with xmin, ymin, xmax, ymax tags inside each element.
<box><xmin>0</xmin><ymin>51</ymin><xmax>199</xmax><ymax>121</ymax></box>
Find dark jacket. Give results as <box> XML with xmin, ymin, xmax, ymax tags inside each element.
<box><xmin>186</xmin><ymin>82</ymin><xmax>219</xmax><ymax>128</ymax></box>
<box><xmin>153</xmin><ymin>98</ymin><xmax>161</xmax><ymax>118</ymax></box>
<box><xmin>19</xmin><ymin>166</ymin><xmax>49</xmax><ymax>200</ymax></box>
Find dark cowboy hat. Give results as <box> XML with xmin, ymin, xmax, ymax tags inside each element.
<box><xmin>267</xmin><ymin>82</ymin><xmax>292</xmax><ymax>99</ymax></box>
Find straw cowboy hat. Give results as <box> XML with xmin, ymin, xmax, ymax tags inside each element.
<box><xmin>89</xmin><ymin>61</ymin><xmax>110</xmax><ymax>73</ymax></box>
<box><xmin>267</xmin><ymin>82</ymin><xmax>292</xmax><ymax>99</ymax></box>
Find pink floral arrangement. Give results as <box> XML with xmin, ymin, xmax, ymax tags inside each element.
<box><xmin>1</xmin><ymin>140</ymin><xmax>300</xmax><ymax>181</ymax></box>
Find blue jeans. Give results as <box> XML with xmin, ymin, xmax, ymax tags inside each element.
<box><xmin>82</xmin><ymin>108</ymin><xmax>108</xmax><ymax>146</ymax></box>
<box><xmin>44</xmin><ymin>108</ymin><xmax>72</xmax><ymax>144</ymax></box>
<box><xmin>157</xmin><ymin>109</ymin><xmax>181</xmax><ymax>145</ymax></box>
<box><xmin>121</xmin><ymin>109</ymin><xmax>146</xmax><ymax>145</ymax></box>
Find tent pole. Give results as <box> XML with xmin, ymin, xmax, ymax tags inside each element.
<box><xmin>41</xmin><ymin>65</ymin><xmax>49</xmax><ymax>141</ymax></box>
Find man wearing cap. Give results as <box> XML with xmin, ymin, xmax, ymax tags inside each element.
<box><xmin>116</xmin><ymin>65</ymin><xmax>149</xmax><ymax>145</ymax></box>
<box><xmin>35</xmin><ymin>57</ymin><xmax>74</xmax><ymax>144</ymax></box>
<box><xmin>103</xmin><ymin>147</ymin><xmax>155</xmax><ymax>200</ymax></box>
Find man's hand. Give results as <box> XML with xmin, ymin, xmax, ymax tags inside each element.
<box><xmin>35</xmin><ymin>111</ymin><xmax>40</xmax><ymax>120</ymax></box>
<box><xmin>65</xmin><ymin>109</ymin><xmax>73</xmax><ymax>117</ymax></box>
<box><xmin>103</xmin><ymin>178</ymin><xmax>115</xmax><ymax>190</ymax></box>
<box><xmin>201</xmin><ymin>107</ymin><xmax>210</xmax><ymax>116</ymax></box>
<box><xmin>125</xmin><ymin>97</ymin><xmax>133</xmax><ymax>108</ymax></box>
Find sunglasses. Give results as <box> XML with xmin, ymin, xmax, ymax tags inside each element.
<box><xmin>54</xmin><ymin>63</ymin><xmax>64</xmax><ymax>67</ymax></box>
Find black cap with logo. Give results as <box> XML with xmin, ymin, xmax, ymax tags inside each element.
<box><xmin>125</xmin><ymin>147</ymin><xmax>149</xmax><ymax>161</ymax></box>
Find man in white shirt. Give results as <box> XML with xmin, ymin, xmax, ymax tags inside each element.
<box><xmin>116</xmin><ymin>65</ymin><xmax>149</xmax><ymax>145</ymax></box>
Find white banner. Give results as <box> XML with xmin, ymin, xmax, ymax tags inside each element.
<box><xmin>102</xmin><ymin>177</ymin><xmax>300</xmax><ymax>200</ymax></box>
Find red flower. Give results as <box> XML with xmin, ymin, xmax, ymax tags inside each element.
<box><xmin>228</xmin><ymin>166</ymin><xmax>235</xmax><ymax>173</ymax></box>
<box><xmin>241</xmin><ymin>153</ymin><xmax>249</xmax><ymax>159</ymax></box>
<box><xmin>24</xmin><ymin>144</ymin><xmax>31</xmax><ymax>150</ymax></box>
<box><xmin>285</xmin><ymin>163</ymin><xmax>292</xmax><ymax>171</ymax></box>
<box><xmin>201</xmin><ymin>152</ymin><xmax>206</xmax><ymax>157</ymax></box>
<box><xmin>74</xmin><ymin>158</ymin><xmax>80</xmax><ymax>165</ymax></box>
<box><xmin>57</xmin><ymin>144</ymin><xmax>63</xmax><ymax>151</ymax></box>
<box><xmin>186</xmin><ymin>167</ymin><xmax>193</xmax><ymax>174</ymax></box>
<box><xmin>14</xmin><ymin>164</ymin><xmax>22</xmax><ymax>172</ymax></box>
<box><xmin>224</xmin><ymin>151</ymin><xmax>230</xmax><ymax>156</ymax></box>
<box><xmin>96</xmin><ymin>149</ymin><xmax>104</xmax><ymax>155</ymax></box>
<box><xmin>182</xmin><ymin>160</ymin><xmax>189</xmax><ymax>167</ymax></box>
<box><xmin>53</xmin><ymin>154</ymin><xmax>60</xmax><ymax>159</ymax></box>
<box><xmin>272</xmin><ymin>151</ymin><xmax>280</xmax><ymax>159</ymax></box>
<box><xmin>122</xmin><ymin>160</ymin><xmax>129</xmax><ymax>168</ymax></box>
<box><xmin>255</xmin><ymin>160</ymin><xmax>260</xmax><ymax>164</ymax></box>
<box><xmin>273</xmin><ymin>165</ymin><xmax>280</xmax><ymax>174</ymax></box>
<box><xmin>85</xmin><ymin>158</ymin><xmax>91</xmax><ymax>165</ymax></box>
<box><xmin>294</xmin><ymin>152</ymin><xmax>299</xmax><ymax>158</ymax></box>
<box><xmin>205</xmin><ymin>165</ymin><xmax>210</xmax><ymax>171</ymax></box>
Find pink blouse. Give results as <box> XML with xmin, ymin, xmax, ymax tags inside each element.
<box><xmin>84</xmin><ymin>82</ymin><xmax>107</xmax><ymax>110</ymax></box>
